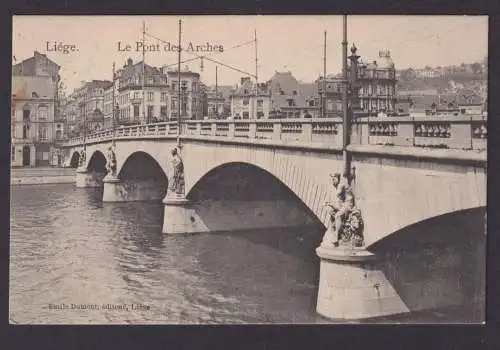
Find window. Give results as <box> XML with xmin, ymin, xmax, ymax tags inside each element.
<box><xmin>182</xmin><ymin>99</ymin><xmax>187</xmax><ymax>115</ymax></box>
<box><xmin>192</xmin><ymin>82</ymin><xmax>197</xmax><ymax>92</ymax></box>
<box><xmin>243</xmin><ymin>99</ymin><xmax>249</xmax><ymax>105</ymax></box>
<box><xmin>38</xmin><ymin>126</ymin><xmax>48</xmax><ymax>141</ymax></box>
<box><xmin>23</xmin><ymin>125</ymin><xmax>28</xmax><ymax>139</ymax></box>
<box><xmin>134</xmin><ymin>105</ymin><xmax>140</xmax><ymax>117</ymax></box>
<box><xmin>134</xmin><ymin>92</ymin><xmax>140</xmax><ymax>99</ymax></box>
<box><xmin>23</xmin><ymin>109</ymin><xmax>30</xmax><ymax>121</ymax></box>
<box><xmin>171</xmin><ymin>98</ymin><xmax>177</xmax><ymax>109</ymax></box>
<box><xmin>161</xmin><ymin>92</ymin><xmax>167</xmax><ymax>102</ymax></box>
<box><xmin>147</xmin><ymin>106</ymin><xmax>154</xmax><ymax>119</ymax></box>
<box><xmin>171</xmin><ymin>83</ymin><xmax>177</xmax><ymax>91</ymax></box>
<box><xmin>242</xmin><ymin>112</ymin><xmax>249</xmax><ymax>119</ymax></box>
<box><xmin>257</xmin><ymin>100</ymin><xmax>263</xmax><ymax>109</ymax></box>
<box><xmin>148</xmin><ymin>91</ymin><xmax>154</xmax><ymax>101</ymax></box>
<box><xmin>38</xmin><ymin>106</ymin><xmax>48</xmax><ymax>120</ymax></box>
<box><xmin>257</xmin><ymin>111</ymin><xmax>264</xmax><ymax>119</ymax></box>
<box><xmin>11</xmin><ymin>146</ymin><xmax>15</xmax><ymax>162</ymax></box>
<box><xmin>160</xmin><ymin>106</ymin><xmax>167</xmax><ymax>116</ymax></box>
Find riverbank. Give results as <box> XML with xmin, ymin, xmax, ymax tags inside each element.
<box><xmin>11</xmin><ymin>167</ymin><xmax>76</xmax><ymax>186</ymax></box>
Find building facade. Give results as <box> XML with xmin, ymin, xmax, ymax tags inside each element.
<box><xmin>103</xmin><ymin>81</ymin><xmax>115</xmax><ymax>129</ymax></box>
<box><xmin>115</xmin><ymin>59</ymin><xmax>169</xmax><ymax>125</ymax></box>
<box><xmin>166</xmin><ymin>67</ymin><xmax>204</xmax><ymax>120</ymax></box>
<box><xmin>315</xmin><ymin>74</ymin><xmax>343</xmax><ymax>117</ymax></box>
<box><xmin>314</xmin><ymin>47</ymin><xmax>398</xmax><ymax>117</ymax></box>
<box><xmin>267</xmin><ymin>71</ymin><xmax>317</xmax><ymax>119</ymax></box>
<box><xmin>11</xmin><ymin>76</ymin><xmax>57</xmax><ymax>167</ymax></box>
<box><xmin>11</xmin><ymin>51</ymin><xmax>62</xmax><ymax>167</ymax></box>
<box><xmin>355</xmin><ymin>48</ymin><xmax>398</xmax><ymax>114</ymax></box>
<box><xmin>206</xmin><ymin>87</ymin><xmax>227</xmax><ymax>119</ymax></box>
<box><xmin>62</xmin><ymin>80</ymin><xmax>111</xmax><ymax>136</ymax></box>
<box><xmin>230</xmin><ymin>77</ymin><xmax>271</xmax><ymax>119</ymax></box>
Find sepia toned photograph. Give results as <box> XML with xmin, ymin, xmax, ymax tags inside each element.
<box><xmin>10</xmin><ymin>15</ymin><xmax>487</xmax><ymax>324</ymax></box>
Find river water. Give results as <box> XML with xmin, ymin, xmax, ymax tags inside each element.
<box><xmin>9</xmin><ymin>184</ymin><xmax>484</xmax><ymax>324</ymax></box>
<box><xmin>10</xmin><ymin>184</ymin><xmax>326</xmax><ymax>324</ymax></box>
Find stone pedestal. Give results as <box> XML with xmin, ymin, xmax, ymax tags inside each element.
<box><xmin>75</xmin><ymin>167</ymin><xmax>104</xmax><ymax>188</ymax></box>
<box><xmin>162</xmin><ymin>195</ymin><xmax>204</xmax><ymax>234</ymax></box>
<box><xmin>316</xmin><ymin>245</ymin><xmax>409</xmax><ymax>320</ymax></box>
<box><xmin>102</xmin><ymin>175</ymin><xmax>121</xmax><ymax>202</ymax></box>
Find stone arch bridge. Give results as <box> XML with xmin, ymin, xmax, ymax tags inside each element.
<box><xmin>61</xmin><ymin>118</ymin><xmax>487</xmax><ymax>320</ymax></box>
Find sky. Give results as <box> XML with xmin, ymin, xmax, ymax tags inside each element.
<box><xmin>12</xmin><ymin>15</ymin><xmax>488</xmax><ymax>93</ymax></box>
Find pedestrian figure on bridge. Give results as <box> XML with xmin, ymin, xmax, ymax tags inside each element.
<box><xmin>106</xmin><ymin>146</ymin><xmax>117</xmax><ymax>177</ymax></box>
<box><xmin>169</xmin><ymin>148</ymin><xmax>185</xmax><ymax>197</ymax></box>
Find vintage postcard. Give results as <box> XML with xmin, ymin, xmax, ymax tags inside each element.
<box><xmin>10</xmin><ymin>15</ymin><xmax>487</xmax><ymax>324</ymax></box>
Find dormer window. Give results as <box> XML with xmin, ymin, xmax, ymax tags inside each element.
<box><xmin>32</xmin><ymin>92</ymin><xmax>39</xmax><ymax>98</ymax></box>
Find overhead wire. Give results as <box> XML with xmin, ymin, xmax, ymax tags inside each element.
<box><xmin>145</xmin><ymin>31</ymin><xmax>256</xmax><ymax>77</ymax></box>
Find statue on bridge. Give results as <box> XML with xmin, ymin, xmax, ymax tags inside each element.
<box><xmin>323</xmin><ymin>172</ymin><xmax>364</xmax><ymax>248</ymax></box>
<box><xmin>106</xmin><ymin>146</ymin><xmax>117</xmax><ymax>177</ymax></box>
<box><xmin>78</xmin><ymin>149</ymin><xmax>86</xmax><ymax>168</ymax></box>
<box><xmin>169</xmin><ymin>147</ymin><xmax>185</xmax><ymax>197</ymax></box>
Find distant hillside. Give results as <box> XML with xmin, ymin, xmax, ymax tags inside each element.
<box><xmin>396</xmin><ymin>61</ymin><xmax>487</xmax><ymax>95</ymax></box>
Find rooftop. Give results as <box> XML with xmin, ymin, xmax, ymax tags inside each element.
<box><xmin>12</xmin><ymin>76</ymin><xmax>56</xmax><ymax>100</ymax></box>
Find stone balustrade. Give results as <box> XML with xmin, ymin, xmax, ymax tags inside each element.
<box><xmin>62</xmin><ymin>115</ymin><xmax>487</xmax><ymax>151</ymax></box>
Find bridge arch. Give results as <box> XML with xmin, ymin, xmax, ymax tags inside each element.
<box><xmin>185</xmin><ymin>161</ymin><xmax>324</xmax><ymax>233</ymax></box>
<box><xmin>187</xmin><ymin>161</ymin><xmax>320</xmax><ymax>210</ymax></box>
<box><xmin>363</xmin><ymin>206</ymin><xmax>486</xmax><ymax>317</ymax></box>
<box><xmin>118</xmin><ymin>151</ymin><xmax>168</xmax><ymax>182</ymax></box>
<box><xmin>69</xmin><ymin>151</ymin><xmax>80</xmax><ymax>168</ymax></box>
<box><xmin>86</xmin><ymin>150</ymin><xmax>107</xmax><ymax>173</ymax></box>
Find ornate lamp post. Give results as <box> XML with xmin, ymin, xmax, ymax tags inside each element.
<box><xmin>315</xmin><ymin>15</ymin><xmax>404</xmax><ymax>322</ymax></box>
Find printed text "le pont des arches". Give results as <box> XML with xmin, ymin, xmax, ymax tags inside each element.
<box><xmin>118</xmin><ymin>41</ymin><xmax>224</xmax><ymax>53</ymax></box>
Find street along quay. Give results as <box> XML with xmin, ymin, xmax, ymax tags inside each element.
<box><xmin>10</xmin><ymin>166</ymin><xmax>76</xmax><ymax>186</ymax></box>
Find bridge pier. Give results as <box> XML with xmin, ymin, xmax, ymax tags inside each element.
<box><xmin>102</xmin><ymin>175</ymin><xmax>166</xmax><ymax>202</ymax></box>
<box><xmin>162</xmin><ymin>196</ymin><xmax>201</xmax><ymax>234</ymax></box>
<box><xmin>316</xmin><ymin>246</ymin><xmax>409</xmax><ymax>320</ymax></box>
<box><xmin>75</xmin><ymin>167</ymin><xmax>105</xmax><ymax>188</ymax></box>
